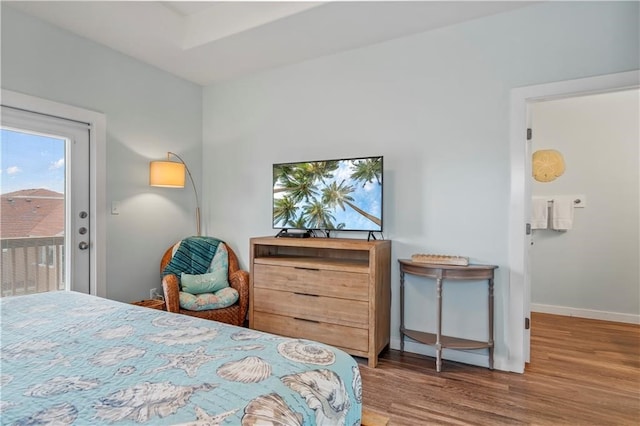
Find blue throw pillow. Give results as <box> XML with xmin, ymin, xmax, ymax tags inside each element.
<box><xmin>180</xmin><ymin>244</ymin><xmax>229</xmax><ymax>294</ymax></box>
<box><xmin>181</xmin><ymin>271</ymin><xmax>228</xmax><ymax>294</ymax></box>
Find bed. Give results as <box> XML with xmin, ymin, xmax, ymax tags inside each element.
<box><xmin>1</xmin><ymin>291</ymin><xmax>362</xmax><ymax>425</ymax></box>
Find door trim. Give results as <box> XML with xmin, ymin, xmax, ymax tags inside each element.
<box><xmin>2</xmin><ymin>89</ymin><xmax>107</xmax><ymax>297</ymax></box>
<box><xmin>507</xmin><ymin>70</ymin><xmax>640</xmax><ymax>373</ymax></box>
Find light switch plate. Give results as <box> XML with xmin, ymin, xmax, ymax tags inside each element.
<box><xmin>111</xmin><ymin>201</ymin><xmax>120</xmax><ymax>215</ymax></box>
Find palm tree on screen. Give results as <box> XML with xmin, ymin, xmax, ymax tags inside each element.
<box><xmin>273</xmin><ymin>173</ymin><xmax>319</xmax><ymax>203</ymax></box>
<box><xmin>350</xmin><ymin>158</ymin><xmax>382</xmax><ymax>187</ymax></box>
<box><xmin>322</xmin><ymin>180</ymin><xmax>381</xmax><ymax>227</ymax></box>
<box><xmin>304</xmin><ymin>161</ymin><xmax>340</xmax><ymax>185</ymax></box>
<box><xmin>290</xmin><ymin>215</ymin><xmax>308</xmax><ymax>229</ymax></box>
<box><xmin>273</xmin><ymin>196</ymin><xmax>297</xmax><ymax>227</ymax></box>
<box><xmin>273</xmin><ymin>164</ymin><xmax>295</xmax><ymax>186</ymax></box>
<box><xmin>303</xmin><ymin>199</ymin><xmax>336</xmax><ymax>229</ymax></box>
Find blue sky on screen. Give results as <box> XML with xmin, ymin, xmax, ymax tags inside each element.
<box><xmin>1</xmin><ymin>129</ymin><xmax>65</xmax><ymax>194</ymax></box>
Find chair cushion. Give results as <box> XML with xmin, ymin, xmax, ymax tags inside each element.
<box><xmin>179</xmin><ymin>287</ymin><xmax>239</xmax><ymax>311</ymax></box>
<box><xmin>180</xmin><ymin>244</ymin><xmax>230</xmax><ymax>294</ymax></box>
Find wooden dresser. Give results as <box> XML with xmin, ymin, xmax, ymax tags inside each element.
<box><xmin>249</xmin><ymin>236</ymin><xmax>391</xmax><ymax>367</ymax></box>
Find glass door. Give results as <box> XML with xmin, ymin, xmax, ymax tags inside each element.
<box><xmin>1</xmin><ymin>106</ymin><xmax>90</xmax><ymax>296</ymax></box>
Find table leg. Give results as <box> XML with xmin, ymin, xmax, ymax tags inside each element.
<box><xmin>436</xmin><ymin>277</ymin><xmax>443</xmax><ymax>373</ymax></box>
<box><xmin>488</xmin><ymin>276</ymin><xmax>495</xmax><ymax>370</ymax></box>
<box><xmin>400</xmin><ymin>270</ymin><xmax>405</xmax><ymax>353</ymax></box>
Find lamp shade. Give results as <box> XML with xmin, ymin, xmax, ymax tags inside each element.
<box><xmin>149</xmin><ymin>161</ymin><xmax>185</xmax><ymax>188</ymax></box>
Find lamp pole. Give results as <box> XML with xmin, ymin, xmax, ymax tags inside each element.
<box><xmin>167</xmin><ymin>152</ymin><xmax>201</xmax><ymax>236</ymax></box>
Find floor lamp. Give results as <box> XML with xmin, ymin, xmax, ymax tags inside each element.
<box><xmin>149</xmin><ymin>152</ymin><xmax>201</xmax><ymax>236</ymax></box>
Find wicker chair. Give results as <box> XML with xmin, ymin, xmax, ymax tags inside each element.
<box><xmin>160</xmin><ymin>240</ymin><xmax>249</xmax><ymax>326</ymax></box>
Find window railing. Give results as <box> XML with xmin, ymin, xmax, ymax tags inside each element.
<box><xmin>1</xmin><ymin>236</ymin><xmax>65</xmax><ymax>297</ymax></box>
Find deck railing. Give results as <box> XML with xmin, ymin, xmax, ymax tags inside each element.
<box><xmin>1</xmin><ymin>236</ymin><xmax>65</xmax><ymax>297</ymax></box>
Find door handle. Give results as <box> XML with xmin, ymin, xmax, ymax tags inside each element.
<box><xmin>78</xmin><ymin>241</ymin><xmax>89</xmax><ymax>250</ymax></box>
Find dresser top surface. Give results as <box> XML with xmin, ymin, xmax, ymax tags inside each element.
<box><xmin>251</xmin><ymin>236</ymin><xmax>391</xmax><ymax>249</ymax></box>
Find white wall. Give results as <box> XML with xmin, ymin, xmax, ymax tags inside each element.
<box><xmin>202</xmin><ymin>1</ymin><xmax>640</xmax><ymax>369</ymax></box>
<box><xmin>531</xmin><ymin>90</ymin><xmax>639</xmax><ymax>321</ymax></box>
<box><xmin>1</xmin><ymin>6</ymin><xmax>203</xmax><ymax>302</ymax></box>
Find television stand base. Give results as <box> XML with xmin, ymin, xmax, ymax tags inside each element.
<box><xmin>275</xmin><ymin>229</ymin><xmax>312</xmax><ymax>238</ymax></box>
<box><xmin>368</xmin><ymin>231</ymin><xmax>381</xmax><ymax>241</ymax></box>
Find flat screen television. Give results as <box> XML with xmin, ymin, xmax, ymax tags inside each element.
<box><xmin>272</xmin><ymin>156</ymin><xmax>383</xmax><ymax>233</ymax></box>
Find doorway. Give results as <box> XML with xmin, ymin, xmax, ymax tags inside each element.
<box><xmin>529</xmin><ymin>90</ymin><xmax>639</xmax><ymax>324</ymax></box>
<box><xmin>508</xmin><ymin>70</ymin><xmax>640</xmax><ymax>373</ymax></box>
<box><xmin>1</xmin><ymin>89</ymin><xmax>107</xmax><ymax>297</ymax></box>
<box><xmin>1</xmin><ymin>106</ymin><xmax>90</xmax><ymax>294</ymax></box>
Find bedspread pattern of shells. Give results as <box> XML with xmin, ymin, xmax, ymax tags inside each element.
<box><xmin>0</xmin><ymin>291</ymin><xmax>363</xmax><ymax>426</ymax></box>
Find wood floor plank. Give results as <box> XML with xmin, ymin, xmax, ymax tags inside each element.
<box><xmin>360</xmin><ymin>313</ymin><xmax>640</xmax><ymax>425</ymax></box>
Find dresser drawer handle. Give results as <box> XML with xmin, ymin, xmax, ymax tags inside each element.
<box><xmin>294</xmin><ymin>267</ymin><xmax>320</xmax><ymax>271</ymax></box>
<box><xmin>294</xmin><ymin>317</ymin><xmax>319</xmax><ymax>323</ymax></box>
<box><xmin>294</xmin><ymin>292</ymin><xmax>319</xmax><ymax>297</ymax></box>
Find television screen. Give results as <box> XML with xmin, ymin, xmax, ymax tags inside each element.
<box><xmin>273</xmin><ymin>156</ymin><xmax>383</xmax><ymax>232</ymax></box>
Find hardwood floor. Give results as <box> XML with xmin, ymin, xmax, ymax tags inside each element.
<box><xmin>359</xmin><ymin>312</ymin><xmax>640</xmax><ymax>425</ymax></box>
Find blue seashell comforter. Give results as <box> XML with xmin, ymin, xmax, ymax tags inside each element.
<box><xmin>0</xmin><ymin>291</ymin><xmax>362</xmax><ymax>425</ymax></box>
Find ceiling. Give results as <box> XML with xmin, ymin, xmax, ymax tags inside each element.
<box><xmin>6</xmin><ymin>1</ymin><xmax>536</xmax><ymax>86</ymax></box>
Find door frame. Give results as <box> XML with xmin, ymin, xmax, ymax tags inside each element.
<box><xmin>507</xmin><ymin>70</ymin><xmax>640</xmax><ymax>373</ymax></box>
<box><xmin>2</xmin><ymin>89</ymin><xmax>107</xmax><ymax>297</ymax></box>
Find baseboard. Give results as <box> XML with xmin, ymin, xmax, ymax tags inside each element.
<box><xmin>531</xmin><ymin>303</ymin><xmax>640</xmax><ymax>324</ymax></box>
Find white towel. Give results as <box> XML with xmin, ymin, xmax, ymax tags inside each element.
<box><xmin>551</xmin><ymin>196</ymin><xmax>575</xmax><ymax>231</ymax></box>
<box><xmin>531</xmin><ymin>197</ymin><xmax>549</xmax><ymax>229</ymax></box>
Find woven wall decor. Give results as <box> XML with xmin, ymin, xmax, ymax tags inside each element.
<box><xmin>532</xmin><ymin>149</ymin><xmax>565</xmax><ymax>182</ymax></box>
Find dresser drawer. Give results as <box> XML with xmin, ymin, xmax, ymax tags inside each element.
<box><xmin>253</xmin><ymin>264</ymin><xmax>368</xmax><ymax>301</ymax></box>
<box><xmin>253</xmin><ymin>312</ymin><xmax>368</xmax><ymax>353</ymax></box>
<box><xmin>253</xmin><ymin>288</ymin><xmax>368</xmax><ymax>328</ymax></box>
